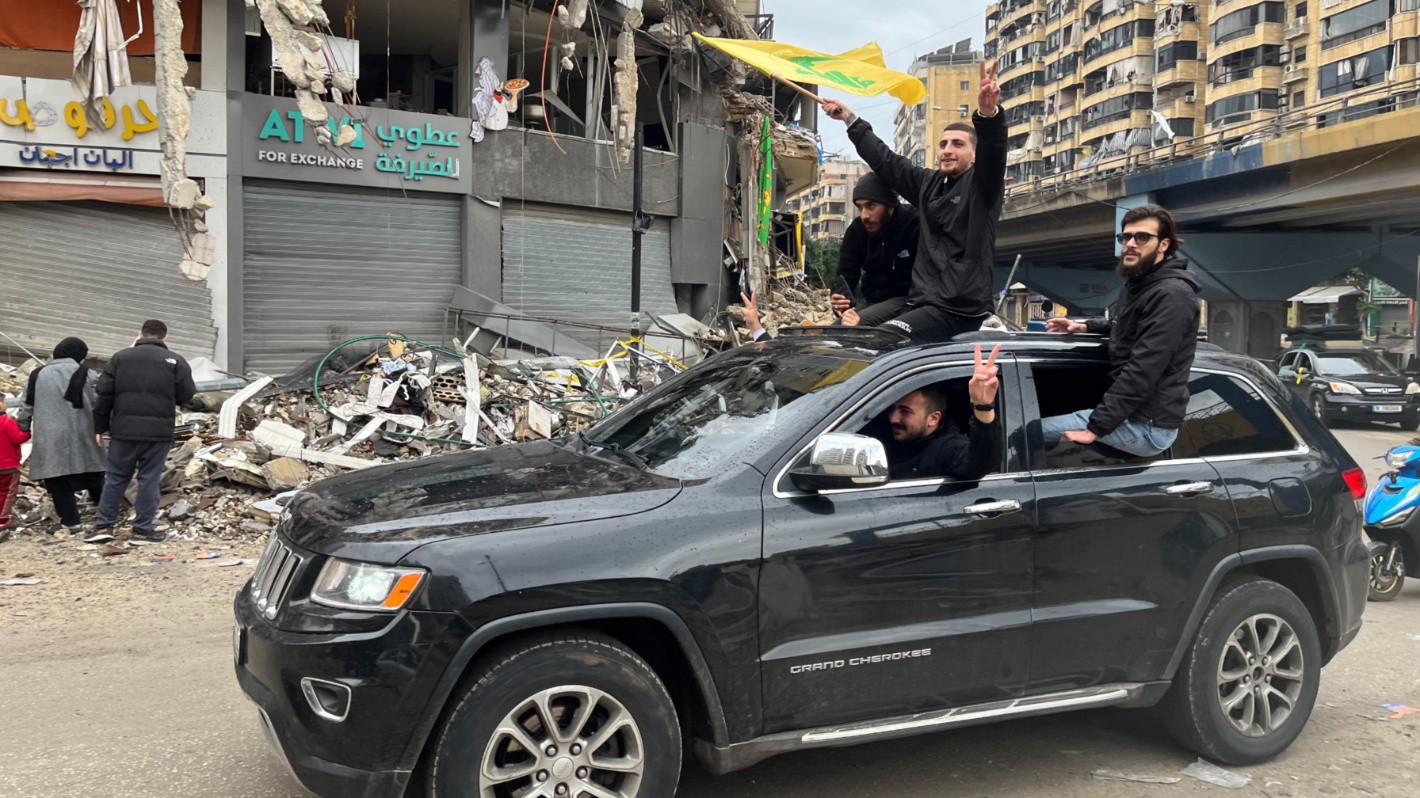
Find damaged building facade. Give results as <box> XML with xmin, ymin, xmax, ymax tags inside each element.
<box><xmin>0</xmin><ymin>0</ymin><xmax>817</xmax><ymax>373</ymax></box>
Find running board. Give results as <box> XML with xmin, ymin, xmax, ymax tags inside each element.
<box><xmin>695</xmin><ymin>682</ymin><xmax>1148</xmax><ymax>775</ymax></box>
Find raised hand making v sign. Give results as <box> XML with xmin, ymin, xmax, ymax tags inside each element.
<box><xmin>969</xmin><ymin>342</ymin><xmax>1001</xmax><ymax>423</ymax></box>
<box><xmin>978</xmin><ymin>58</ymin><xmax>1001</xmax><ymax>119</ymax></box>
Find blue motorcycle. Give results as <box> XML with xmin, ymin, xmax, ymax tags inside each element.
<box><xmin>1364</xmin><ymin>445</ymin><xmax>1420</xmax><ymax>601</ymax></box>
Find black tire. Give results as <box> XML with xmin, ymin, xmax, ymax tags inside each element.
<box><xmin>428</xmin><ymin>632</ymin><xmax>681</xmax><ymax>798</ymax></box>
<box><xmin>1160</xmin><ymin>577</ymin><xmax>1321</xmax><ymax>765</ymax></box>
<box><xmin>1401</xmin><ymin>419</ymin><xmax>1420</xmax><ymax>432</ymax></box>
<box><xmin>1310</xmin><ymin>394</ymin><xmax>1329</xmax><ymax>426</ymax></box>
<box><xmin>1369</xmin><ymin>541</ymin><xmax>1406</xmax><ymax>602</ymax></box>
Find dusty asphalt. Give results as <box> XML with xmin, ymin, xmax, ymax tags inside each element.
<box><xmin>1</xmin><ymin>425</ymin><xmax>1417</xmax><ymax>797</ymax></box>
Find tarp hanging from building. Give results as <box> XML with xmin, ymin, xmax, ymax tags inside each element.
<box><xmin>72</xmin><ymin>0</ymin><xmax>134</xmax><ymax>128</ymax></box>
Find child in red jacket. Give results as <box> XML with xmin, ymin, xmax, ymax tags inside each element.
<box><xmin>1</xmin><ymin>393</ymin><xmax>31</xmax><ymax>533</ymax></box>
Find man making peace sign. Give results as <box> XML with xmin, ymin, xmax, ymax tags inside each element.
<box><xmin>824</xmin><ymin>60</ymin><xmax>1009</xmax><ymax>345</ymax></box>
<box><xmin>881</xmin><ymin>343</ymin><xmax>1002</xmax><ymax>481</ymax></box>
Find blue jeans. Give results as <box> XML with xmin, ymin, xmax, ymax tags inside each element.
<box><xmin>1040</xmin><ymin>410</ymin><xmax>1178</xmax><ymax>457</ymax></box>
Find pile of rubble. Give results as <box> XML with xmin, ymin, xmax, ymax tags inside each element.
<box><xmin>2</xmin><ymin>288</ymin><xmax>836</xmax><ymax>541</ymax></box>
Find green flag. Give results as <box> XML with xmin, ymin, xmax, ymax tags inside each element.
<box><xmin>757</xmin><ymin>116</ymin><xmax>773</xmax><ymax>249</ymax></box>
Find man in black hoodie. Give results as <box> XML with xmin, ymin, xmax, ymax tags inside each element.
<box><xmin>1043</xmin><ymin>205</ymin><xmax>1201</xmax><ymax>456</ymax></box>
<box><xmin>830</xmin><ymin>172</ymin><xmax>919</xmax><ymax>327</ymax></box>
<box><xmin>822</xmin><ymin>59</ymin><xmax>1007</xmax><ymax>344</ymax></box>
<box><xmin>88</xmin><ymin>319</ymin><xmax>196</xmax><ymax>544</ymax></box>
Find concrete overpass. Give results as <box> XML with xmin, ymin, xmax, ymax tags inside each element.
<box><xmin>989</xmin><ymin>96</ymin><xmax>1420</xmax><ymax>357</ymax></box>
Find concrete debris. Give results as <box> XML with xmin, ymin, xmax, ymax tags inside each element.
<box><xmin>613</xmin><ymin>9</ymin><xmax>644</xmax><ymax>164</ymax></box>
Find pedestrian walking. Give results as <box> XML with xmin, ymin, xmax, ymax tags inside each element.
<box><xmin>0</xmin><ymin>392</ymin><xmax>31</xmax><ymax>539</ymax></box>
<box><xmin>89</xmin><ymin>320</ymin><xmax>196</xmax><ymax>544</ymax></box>
<box><xmin>14</xmin><ymin>337</ymin><xmax>107</xmax><ymax>535</ymax></box>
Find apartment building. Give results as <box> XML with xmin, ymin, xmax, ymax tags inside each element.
<box><xmin>786</xmin><ymin>158</ymin><xmax>869</xmax><ymax>239</ymax></box>
<box><xmin>984</xmin><ymin>0</ymin><xmax>1420</xmax><ymax>188</ymax></box>
<box><xmin>892</xmin><ymin>44</ymin><xmax>983</xmax><ymax>169</ymax></box>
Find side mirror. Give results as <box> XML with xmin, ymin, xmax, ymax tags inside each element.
<box><xmin>789</xmin><ymin>433</ymin><xmax>890</xmax><ymax>492</ymax></box>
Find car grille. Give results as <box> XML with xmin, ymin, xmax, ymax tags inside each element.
<box><xmin>1366</xmin><ymin>387</ymin><xmax>1403</xmax><ymax>395</ymax></box>
<box><xmin>250</xmin><ymin>535</ymin><xmax>305</xmax><ymax>621</ymax></box>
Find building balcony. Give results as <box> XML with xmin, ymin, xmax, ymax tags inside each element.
<box><xmin>1284</xmin><ymin>17</ymin><xmax>1308</xmax><ymax>40</ymax></box>
<box><xmin>1002</xmin><ymin>52</ymin><xmax>1049</xmax><ymax>79</ymax></box>
<box><xmin>1155</xmin><ymin>20</ymin><xmax>1205</xmax><ymax>44</ymax></box>
<box><xmin>1281</xmin><ymin>64</ymin><xmax>1309</xmax><ymax>84</ymax></box>
<box><xmin>1155</xmin><ymin>59</ymin><xmax>1205</xmax><ymax>89</ymax></box>
<box><xmin>1086</xmin><ymin>76</ymin><xmax>1157</xmax><ymax>103</ymax></box>
<box><xmin>1211</xmin><ymin>23</ymin><xmax>1286</xmax><ymax>61</ymax></box>
<box><xmin>1084</xmin><ymin>39</ymin><xmax>1154</xmax><ymax>67</ymax></box>
<box><xmin>1209</xmin><ymin>65</ymin><xmax>1284</xmax><ymax>99</ymax></box>
<box><xmin>1081</xmin><ymin>107</ymin><xmax>1152</xmax><ymax>135</ymax></box>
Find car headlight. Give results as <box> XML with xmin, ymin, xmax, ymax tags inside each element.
<box><xmin>1407</xmin><ymin>382</ymin><xmax>1420</xmax><ymax>395</ymax></box>
<box><xmin>1328</xmin><ymin>381</ymin><xmax>1362</xmax><ymax>395</ymax></box>
<box><xmin>311</xmin><ymin>559</ymin><xmax>427</xmax><ymax>611</ymax></box>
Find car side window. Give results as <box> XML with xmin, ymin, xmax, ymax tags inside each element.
<box><xmin>1175</xmin><ymin>372</ymin><xmax>1297</xmax><ymax>458</ymax></box>
<box><xmin>1027</xmin><ymin>363</ymin><xmax>1174</xmax><ymax>468</ymax></box>
<box><xmin>828</xmin><ymin>366</ymin><xmax>1009</xmax><ymax>481</ymax></box>
<box><xmin>1278</xmin><ymin>352</ymin><xmax>1296</xmax><ymax>370</ymax></box>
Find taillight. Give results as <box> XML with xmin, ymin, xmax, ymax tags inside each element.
<box><xmin>1343</xmin><ymin>468</ymin><xmax>1366</xmax><ymax>501</ymax></box>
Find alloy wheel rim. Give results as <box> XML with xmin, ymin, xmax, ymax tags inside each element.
<box><xmin>1216</xmin><ymin>613</ymin><xmax>1305</xmax><ymax>737</ymax></box>
<box><xmin>1371</xmin><ymin>545</ymin><xmax>1405</xmax><ymax>593</ymax></box>
<box><xmin>479</xmin><ymin>685</ymin><xmax>645</xmax><ymax>798</ymax></box>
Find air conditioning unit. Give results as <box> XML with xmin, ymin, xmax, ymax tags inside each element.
<box><xmin>1046</xmin><ymin>134</ymin><xmax>1057</xmax><ymax>143</ymax></box>
<box><xmin>1031</xmin><ymin>146</ymin><xmax>1044</xmax><ymax>153</ymax></box>
<box><xmin>1035</xmin><ymin>55</ymin><xmax>1046</xmax><ymax>63</ymax></box>
<box><xmin>1184</xmin><ymin>92</ymin><xmax>1196</xmax><ymax>102</ymax></box>
<box><xmin>1285</xmin><ymin>64</ymin><xmax>1295</xmax><ymax>74</ymax></box>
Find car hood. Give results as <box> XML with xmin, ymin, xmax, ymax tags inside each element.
<box><xmin>280</xmin><ymin>441</ymin><xmax>682</xmax><ymax>560</ymax></box>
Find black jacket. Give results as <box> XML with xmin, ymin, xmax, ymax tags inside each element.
<box><xmin>1085</xmin><ymin>256</ymin><xmax>1202</xmax><ymax>437</ymax></box>
<box><xmin>887</xmin><ymin>416</ymin><xmax>999</xmax><ymax>481</ymax></box>
<box><xmin>838</xmin><ymin>205</ymin><xmax>920</xmax><ymax>305</ymax></box>
<box><xmin>94</xmin><ymin>339</ymin><xmax>197</xmax><ymax>441</ymax></box>
<box><xmin>846</xmin><ymin>111</ymin><xmax>1008</xmax><ymax>317</ymax></box>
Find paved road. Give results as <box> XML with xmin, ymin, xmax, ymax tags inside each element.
<box><xmin>2</xmin><ymin>425</ymin><xmax>1418</xmax><ymax>797</ymax></box>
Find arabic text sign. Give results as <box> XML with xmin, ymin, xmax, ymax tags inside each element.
<box><xmin>245</xmin><ymin>97</ymin><xmax>471</xmax><ymax>193</ymax></box>
<box><xmin>15</xmin><ymin>144</ymin><xmax>136</xmax><ymax>171</ymax></box>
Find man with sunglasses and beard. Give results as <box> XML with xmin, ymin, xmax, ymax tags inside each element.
<box><xmin>1041</xmin><ymin>205</ymin><xmax>1201</xmax><ymax>456</ymax></box>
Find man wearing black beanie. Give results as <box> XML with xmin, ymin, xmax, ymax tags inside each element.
<box><xmin>830</xmin><ymin>172</ymin><xmax>920</xmax><ymax>327</ymax></box>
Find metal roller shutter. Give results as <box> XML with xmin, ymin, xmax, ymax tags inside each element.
<box><xmin>0</xmin><ymin>200</ymin><xmax>216</xmax><ymax>361</ymax></box>
<box><xmin>501</xmin><ymin>203</ymin><xmax>679</xmax><ymax>352</ymax></box>
<box><xmin>242</xmin><ymin>181</ymin><xmax>462</xmax><ymax>373</ymax></box>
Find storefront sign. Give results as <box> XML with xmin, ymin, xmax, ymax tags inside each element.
<box><xmin>1371</xmin><ymin>278</ymin><xmax>1408</xmax><ymax>305</ymax></box>
<box><xmin>245</xmin><ymin>96</ymin><xmax>471</xmax><ymax>193</ymax></box>
<box><xmin>0</xmin><ymin>77</ymin><xmax>225</xmax><ymax>177</ymax></box>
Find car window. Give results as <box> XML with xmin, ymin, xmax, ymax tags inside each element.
<box><xmin>1026</xmin><ymin>363</ymin><xmax>1172</xmax><ymax>468</ymax></box>
<box><xmin>1315</xmin><ymin>351</ymin><xmax>1398</xmax><ymax>376</ymax></box>
<box><xmin>1278</xmin><ymin>352</ymin><xmax>1296</xmax><ymax>369</ymax></box>
<box><xmin>1173</xmin><ymin>372</ymin><xmax>1297</xmax><ymax>458</ymax></box>
<box><xmin>808</xmin><ymin>364</ymin><xmax>1008</xmax><ymax>482</ymax></box>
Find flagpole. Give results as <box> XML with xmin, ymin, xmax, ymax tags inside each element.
<box><xmin>769</xmin><ymin>73</ymin><xmax>821</xmax><ymax>103</ymax></box>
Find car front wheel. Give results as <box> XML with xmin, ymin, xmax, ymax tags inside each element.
<box><xmin>428</xmin><ymin>632</ymin><xmax>681</xmax><ymax>798</ymax></box>
<box><xmin>1311</xmin><ymin>394</ymin><xmax>1329</xmax><ymax>425</ymax></box>
<box><xmin>1160</xmin><ymin>577</ymin><xmax>1321</xmax><ymax>765</ymax></box>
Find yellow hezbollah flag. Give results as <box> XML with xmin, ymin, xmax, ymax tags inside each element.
<box><xmin>692</xmin><ymin>34</ymin><xmax>926</xmax><ymax>105</ymax></box>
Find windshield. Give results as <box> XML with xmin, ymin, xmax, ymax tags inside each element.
<box><xmin>1316</xmin><ymin>352</ymin><xmax>1398</xmax><ymax>377</ymax></box>
<box><xmin>581</xmin><ymin>343</ymin><xmax>875</xmax><ymax>479</ymax></box>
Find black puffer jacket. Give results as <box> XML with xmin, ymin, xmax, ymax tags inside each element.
<box><xmin>1084</xmin><ymin>256</ymin><xmax>1202</xmax><ymax>436</ymax></box>
<box><xmin>838</xmin><ymin>205</ymin><xmax>920</xmax><ymax>305</ymax></box>
<box><xmin>846</xmin><ymin>112</ymin><xmax>1007</xmax><ymax>317</ymax></box>
<box><xmin>94</xmin><ymin>339</ymin><xmax>197</xmax><ymax>441</ymax></box>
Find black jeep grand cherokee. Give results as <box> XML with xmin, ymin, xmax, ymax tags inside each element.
<box><xmin>234</xmin><ymin>330</ymin><xmax>1369</xmax><ymax>798</ymax></box>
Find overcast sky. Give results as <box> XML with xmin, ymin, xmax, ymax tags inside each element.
<box><xmin>764</xmin><ymin>0</ymin><xmax>995</xmax><ymax>158</ymax></box>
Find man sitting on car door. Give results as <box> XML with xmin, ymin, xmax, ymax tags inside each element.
<box><xmin>1042</xmin><ymin>204</ymin><xmax>1201</xmax><ymax>456</ymax></box>
<box><xmin>881</xmin><ymin>343</ymin><xmax>1003</xmax><ymax>480</ymax></box>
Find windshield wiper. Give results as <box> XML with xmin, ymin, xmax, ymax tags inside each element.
<box><xmin>593</xmin><ymin>440</ymin><xmax>651</xmax><ymax>470</ymax></box>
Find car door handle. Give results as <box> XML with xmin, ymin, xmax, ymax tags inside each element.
<box><xmin>965</xmin><ymin>500</ymin><xmax>1023</xmax><ymax>516</ymax></box>
<box><xmin>1164</xmin><ymin>482</ymin><xmax>1214</xmax><ymax>497</ymax></box>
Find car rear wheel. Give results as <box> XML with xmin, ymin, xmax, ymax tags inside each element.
<box><xmin>427</xmin><ymin>632</ymin><xmax>681</xmax><ymax>798</ymax></box>
<box><xmin>1160</xmin><ymin>577</ymin><xmax>1321</xmax><ymax>765</ymax></box>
